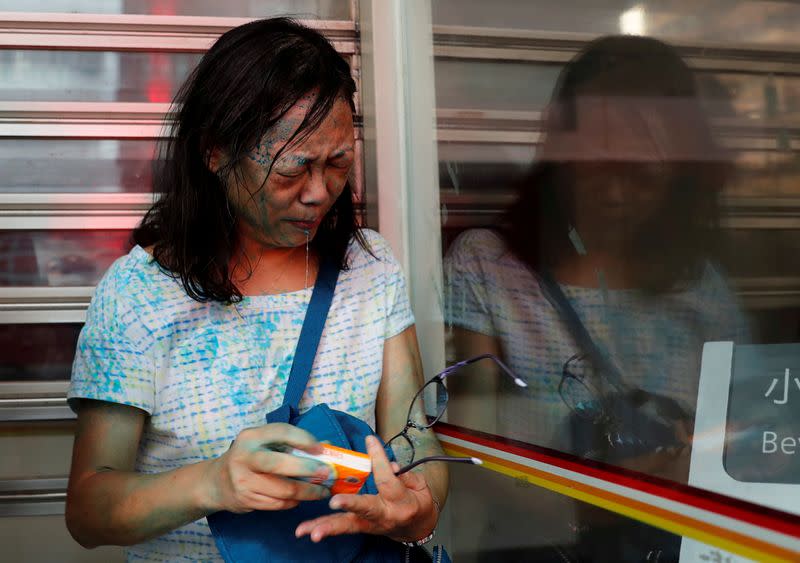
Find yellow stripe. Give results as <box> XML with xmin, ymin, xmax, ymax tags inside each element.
<box><xmin>443</xmin><ymin>442</ymin><xmax>799</xmax><ymax>563</ymax></box>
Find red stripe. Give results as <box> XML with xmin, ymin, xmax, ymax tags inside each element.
<box><xmin>435</xmin><ymin>421</ymin><xmax>800</xmax><ymax>539</ymax></box>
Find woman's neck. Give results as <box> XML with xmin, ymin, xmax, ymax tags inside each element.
<box><xmin>231</xmin><ymin>236</ymin><xmax>317</xmax><ymax>296</ymax></box>
<box><xmin>552</xmin><ymin>251</ymin><xmax>639</xmax><ymax>289</ymax></box>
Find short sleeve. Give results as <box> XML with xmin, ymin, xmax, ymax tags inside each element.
<box><xmin>357</xmin><ymin>230</ymin><xmax>415</xmax><ymax>340</ymax></box>
<box><xmin>68</xmin><ymin>255</ymin><xmax>156</xmax><ymax>414</ymax></box>
<box><xmin>443</xmin><ymin>230</ymin><xmax>497</xmax><ymax>336</ymax></box>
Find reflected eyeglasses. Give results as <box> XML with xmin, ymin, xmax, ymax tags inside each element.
<box><xmin>558</xmin><ymin>353</ymin><xmax>690</xmax><ymax>451</ymax></box>
<box><xmin>386</xmin><ymin>353</ymin><xmax>527</xmax><ymax>475</ymax></box>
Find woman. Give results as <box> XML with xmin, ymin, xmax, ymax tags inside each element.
<box><xmin>444</xmin><ymin>35</ymin><xmax>748</xmax><ymax>561</ymax></box>
<box><xmin>65</xmin><ymin>18</ymin><xmax>446</xmax><ymax>562</ymax></box>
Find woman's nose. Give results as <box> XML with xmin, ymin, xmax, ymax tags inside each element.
<box><xmin>299</xmin><ymin>170</ymin><xmax>326</xmax><ymax>205</ymax></box>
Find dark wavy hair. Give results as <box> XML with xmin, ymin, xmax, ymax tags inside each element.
<box><xmin>134</xmin><ymin>17</ymin><xmax>369</xmax><ymax>303</ymax></box>
<box><xmin>504</xmin><ymin>35</ymin><xmax>728</xmax><ymax>293</ymax></box>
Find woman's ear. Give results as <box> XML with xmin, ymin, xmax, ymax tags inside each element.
<box><xmin>207</xmin><ymin>147</ymin><xmax>225</xmax><ymax>174</ymax></box>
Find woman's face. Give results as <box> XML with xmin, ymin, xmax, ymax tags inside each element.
<box><xmin>227</xmin><ymin>95</ymin><xmax>355</xmax><ymax>249</ymax></box>
<box><xmin>555</xmin><ymin>98</ymin><xmax>678</xmax><ymax>243</ymax></box>
<box><xmin>569</xmin><ymin>160</ymin><xmax>673</xmax><ymax>235</ymax></box>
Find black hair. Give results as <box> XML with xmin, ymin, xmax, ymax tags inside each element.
<box><xmin>504</xmin><ymin>35</ymin><xmax>727</xmax><ymax>293</ymax></box>
<box><xmin>133</xmin><ymin>17</ymin><xmax>368</xmax><ymax>303</ymax></box>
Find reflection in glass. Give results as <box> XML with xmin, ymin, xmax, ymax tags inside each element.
<box><xmin>435</xmin><ymin>60</ymin><xmax>560</xmax><ymax>111</ymax></box>
<box><xmin>443</xmin><ymin>35</ymin><xmax>752</xmax><ymax>561</ymax></box>
<box><xmin>432</xmin><ymin>0</ymin><xmax>800</xmax><ymax>45</ymax></box>
<box><xmin>0</xmin><ymin>323</ymin><xmax>82</xmax><ymax>382</ymax></box>
<box><xmin>0</xmin><ymin>140</ymin><xmax>156</xmax><ymax>193</ymax></box>
<box><xmin>0</xmin><ymin>230</ymin><xmax>132</xmax><ymax>286</ymax></box>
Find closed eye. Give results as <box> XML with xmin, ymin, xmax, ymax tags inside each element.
<box><xmin>329</xmin><ymin>154</ymin><xmax>354</xmax><ymax>169</ymax></box>
<box><xmin>275</xmin><ymin>168</ymin><xmax>306</xmax><ymax>178</ymax></box>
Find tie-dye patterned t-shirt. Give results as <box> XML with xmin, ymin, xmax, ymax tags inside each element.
<box><xmin>68</xmin><ymin>229</ymin><xmax>414</xmax><ymax>562</ymax></box>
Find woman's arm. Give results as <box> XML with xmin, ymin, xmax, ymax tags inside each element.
<box><xmin>295</xmin><ymin>325</ymin><xmax>448</xmax><ymax>543</ymax></box>
<box><xmin>375</xmin><ymin>325</ymin><xmax>449</xmax><ymax>514</ymax></box>
<box><xmin>66</xmin><ymin>400</ymin><xmax>332</xmax><ymax>548</ymax></box>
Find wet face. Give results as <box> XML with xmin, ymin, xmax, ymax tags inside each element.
<box><xmin>227</xmin><ymin>95</ymin><xmax>355</xmax><ymax>249</ymax></box>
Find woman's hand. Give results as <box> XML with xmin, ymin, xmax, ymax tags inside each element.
<box><xmin>295</xmin><ymin>435</ymin><xmax>439</xmax><ymax>543</ymax></box>
<box><xmin>203</xmin><ymin>423</ymin><xmax>333</xmax><ymax>513</ymax></box>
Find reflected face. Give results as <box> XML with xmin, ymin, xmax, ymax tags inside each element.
<box><xmin>570</xmin><ymin>161</ymin><xmax>673</xmax><ymax>225</ymax></box>
<box><xmin>545</xmin><ymin>94</ymin><xmax>695</xmax><ymax>240</ymax></box>
<box><xmin>228</xmin><ymin>95</ymin><xmax>355</xmax><ymax>248</ymax></box>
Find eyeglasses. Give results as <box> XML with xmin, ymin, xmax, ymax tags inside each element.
<box><xmin>386</xmin><ymin>353</ymin><xmax>527</xmax><ymax>475</ymax></box>
<box><xmin>559</xmin><ymin>353</ymin><xmax>690</xmax><ymax>454</ymax></box>
<box><xmin>559</xmin><ymin>352</ymin><xmax>611</xmax><ymax>424</ymax></box>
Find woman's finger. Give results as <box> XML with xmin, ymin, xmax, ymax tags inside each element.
<box><xmin>328</xmin><ymin>492</ymin><xmax>384</xmax><ymax>521</ymax></box>
<box><xmin>395</xmin><ymin>467</ymin><xmax>428</xmax><ymax>492</ymax></box>
<box><xmin>238</xmin><ymin>423</ymin><xmax>323</xmax><ymax>455</ymax></box>
<box><xmin>247</xmin><ymin>491</ymin><xmax>300</xmax><ymax>511</ymax></box>
<box><xmin>244</xmin><ymin>472</ymin><xmax>330</xmax><ymax>501</ymax></box>
<box><xmin>366</xmin><ymin>435</ymin><xmax>406</xmax><ymax>500</ymax></box>
<box><xmin>296</xmin><ymin>512</ymin><xmax>370</xmax><ymax>542</ymax></box>
<box><xmin>248</xmin><ymin>449</ymin><xmax>330</xmax><ymax>479</ymax></box>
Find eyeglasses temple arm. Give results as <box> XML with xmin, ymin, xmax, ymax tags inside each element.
<box><xmin>394</xmin><ymin>455</ymin><xmax>483</xmax><ymax>476</ymax></box>
<box><xmin>437</xmin><ymin>353</ymin><xmax>527</xmax><ymax>388</ymax></box>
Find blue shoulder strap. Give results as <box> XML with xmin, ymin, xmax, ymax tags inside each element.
<box><xmin>537</xmin><ymin>270</ymin><xmax>624</xmax><ymax>387</ymax></box>
<box><xmin>267</xmin><ymin>258</ymin><xmax>339</xmax><ymax>423</ymax></box>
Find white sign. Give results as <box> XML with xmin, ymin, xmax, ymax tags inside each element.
<box><xmin>680</xmin><ymin>342</ymin><xmax>800</xmax><ymax>562</ymax></box>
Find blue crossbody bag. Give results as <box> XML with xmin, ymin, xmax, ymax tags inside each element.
<box><xmin>207</xmin><ymin>259</ymin><xmax>448</xmax><ymax>563</ymax></box>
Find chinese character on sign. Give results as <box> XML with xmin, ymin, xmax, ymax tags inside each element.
<box><xmin>764</xmin><ymin>368</ymin><xmax>800</xmax><ymax>405</ymax></box>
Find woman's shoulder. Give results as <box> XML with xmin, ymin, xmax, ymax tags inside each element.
<box><xmin>346</xmin><ymin>228</ymin><xmax>399</xmax><ymax>267</ymax></box>
<box><xmin>445</xmin><ymin>228</ymin><xmax>511</xmax><ymax>271</ymax></box>
<box><xmin>89</xmin><ymin>246</ymin><xmax>181</xmax><ymax>320</ymax></box>
<box><xmin>451</xmin><ymin>228</ymin><xmax>507</xmax><ymax>254</ymax></box>
<box><xmin>98</xmin><ymin>245</ymin><xmax>170</xmax><ymax>290</ymax></box>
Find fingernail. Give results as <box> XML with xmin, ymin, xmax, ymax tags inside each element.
<box><xmin>314</xmin><ymin>466</ymin><xmax>330</xmax><ymax>479</ymax></box>
<box><xmin>329</xmin><ymin>498</ymin><xmax>341</xmax><ymax>510</ymax></box>
<box><xmin>365</xmin><ymin>435</ymin><xmax>376</xmax><ymax>448</ymax></box>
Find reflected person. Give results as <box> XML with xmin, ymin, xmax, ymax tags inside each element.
<box><xmin>444</xmin><ymin>35</ymin><xmax>749</xmax><ymax>562</ymax></box>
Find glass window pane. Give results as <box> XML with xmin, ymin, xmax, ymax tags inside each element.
<box><xmin>728</xmin><ymin>151</ymin><xmax>800</xmax><ymax>198</ymax></box>
<box><xmin>0</xmin><ymin>324</ymin><xmax>82</xmax><ymax>382</ymax></box>
<box><xmin>0</xmin><ymin>140</ymin><xmax>156</xmax><ymax>193</ymax></box>
<box><xmin>430</xmin><ymin>3</ymin><xmax>800</xmax><ymax>543</ymax></box>
<box><xmin>447</xmin><ymin>463</ymin><xmax>677</xmax><ymax>561</ymax></box>
<box><xmin>0</xmin><ymin>230</ymin><xmax>133</xmax><ymax>286</ymax></box>
<box><xmin>698</xmin><ymin>72</ymin><xmax>800</xmax><ymax>121</ymax></box>
<box><xmin>433</xmin><ymin>0</ymin><xmax>800</xmax><ymax>45</ymax></box>
<box><xmin>435</xmin><ymin>58</ymin><xmax>800</xmax><ymax>124</ymax></box>
<box><xmin>0</xmin><ymin>50</ymin><xmax>202</xmax><ymax>102</ymax></box>
<box><xmin>438</xmin><ymin>142</ymin><xmax>533</xmax><ymax>191</ymax></box>
<box><xmin>0</xmin><ymin>1</ymin><xmax>351</xmax><ymax>19</ymax></box>
<box><xmin>435</xmin><ymin>60</ymin><xmax>560</xmax><ymax>111</ymax></box>
<box><xmin>723</xmin><ymin>229</ymin><xmax>800</xmax><ymax>279</ymax></box>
